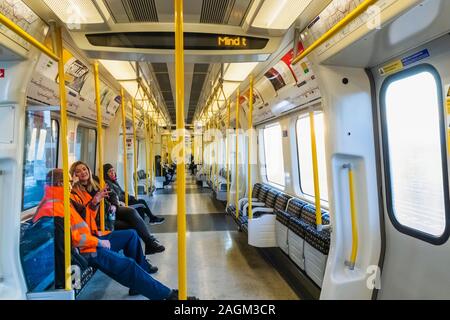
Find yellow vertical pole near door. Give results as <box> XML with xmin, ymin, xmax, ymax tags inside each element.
<box><xmin>226</xmin><ymin>101</ymin><xmax>231</xmax><ymax>204</ymax></box>
<box><xmin>248</xmin><ymin>76</ymin><xmax>254</xmax><ymax>220</ymax></box>
<box><xmin>344</xmin><ymin>164</ymin><xmax>359</xmax><ymax>270</ymax></box>
<box><xmin>94</xmin><ymin>62</ymin><xmax>105</xmax><ymax>231</ymax></box>
<box><xmin>235</xmin><ymin>89</ymin><xmax>240</xmax><ymax>219</ymax></box>
<box><xmin>55</xmin><ymin>26</ymin><xmax>71</xmax><ymax>291</ymax></box>
<box><xmin>144</xmin><ymin>116</ymin><xmax>149</xmax><ymax>195</ymax></box>
<box><xmin>121</xmin><ymin>88</ymin><xmax>129</xmax><ymax>206</ymax></box>
<box><xmin>309</xmin><ymin>111</ymin><xmax>322</xmax><ymax>230</ymax></box>
<box><xmin>175</xmin><ymin>0</ymin><xmax>187</xmax><ymax>300</ymax></box>
<box><xmin>149</xmin><ymin>118</ymin><xmax>153</xmax><ymax>189</ymax></box>
<box><xmin>132</xmin><ymin>98</ymin><xmax>138</xmax><ymax>197</ymax></box>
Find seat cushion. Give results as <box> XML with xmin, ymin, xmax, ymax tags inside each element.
<box><xmin>288</xmin><ymin>216</ymin><xmax>310</xmax><ymax>238</ymax></box>
<box><xmin>301</xmin><ymin>204</ymin><xmax>330</xmax><ymax>226</ymax></box>
<box><xmin>257</xmin><ymin>187</ymin><xmax>270</xmax><ymax>202</ymax></box>
<box><xmin>265</xmin><ymin>189</ymin><xmax>280</xmax><ymax>208</ymax></box>
<box><xmin>304</xmin><ymin>225</ymin><xmax>331</xmax><ymax>255</ymax></box>
<box><xmin>286</xmin><ymin>198</ymin><xmax>309</xmax><ymax>218</ymax></box>
<box><xmin>274</xmin><ymin>193</ymin><xmax>292</xmax><ymax>212</ymax></box>
<box><xmin>275</xmin><ymin>210</ymin><xmax>292</xmax><ymax>226</ymax></box>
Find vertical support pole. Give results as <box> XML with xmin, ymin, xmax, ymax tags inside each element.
<box><xmin>144</xmin><ymin>115</ymin><xmax>149</xmax><ymax>195</ymax></box>
<box><xmin>132</xmin><ymin>98</ymin><xmax>138</xmax><ymax>197</ymax></box>
<box><xmin>121</xmin><ymin>88</ymin><xmax>129</xmax><ymax>206</ymax></box>
<box><xmin>175</xmin><ymin>0</ymin><xmax>187</xmax><ymax>300</ymax></box>
<box><xmin>55</xmin><ymin>26</ymin><xmax>72</xmax><ymax>291</ymax></box>
<box><xmin>94</xmin><ymin>61</ymin><xmax>105</xmax><ymax>231</ymax></box>
<box><xmin>248</xmin><ymin>76</ymin><xmax>254</xmax><ymax>219</ymax></box>
<box><xmin>344</xmin><ymin>163</ymin><xmax>359</xmax><ymax>270</ymax></box>
<box><xmin>235</xmin><ymin>89</ymin><xmax>240</xmax><ymax>219</ymax></box>
<box><xmin>226</xmin><ymin>101</ymin><xmax>231</xmax><ymax>205</ymax></box>
<box><xmin>309</xmin><ymin>111</ymin><xmax>322</xmax><ymax>230</ymax></box>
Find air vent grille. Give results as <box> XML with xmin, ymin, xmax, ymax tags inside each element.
<box><xmin>123</xmin><ymin>0</ymin><xmax>159</xmax><ymax>22</ymax></box>
<box><xmin>200</xmin><ymin>0</ymin><xmax>233</xmax><ymax>24</ymax></box>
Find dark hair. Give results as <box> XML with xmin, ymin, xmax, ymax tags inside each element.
<box><xmin>46</xmin><ymin>169</ymin><xmax>64</xmax><ymax>186</ymax></box>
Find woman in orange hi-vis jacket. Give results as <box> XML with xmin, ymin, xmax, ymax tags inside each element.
<box><xmin>33</xmin><ymin>169</ymin><xmax>197</xmax><ymax>300</ymax></box>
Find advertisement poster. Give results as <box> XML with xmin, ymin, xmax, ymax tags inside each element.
<box><xmin>254</xmin><ymin>76</ymin><xmax>277</xmax><ymax>103</ymax></box>
<box><xmin>28</xmin><ymin>50</ymin><xmax>120</xmax><ymax>126</ymax></box>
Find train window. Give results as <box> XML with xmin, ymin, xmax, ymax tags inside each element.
<box><xmin>75</xmin><ymin>126</ymin><xmax>97</xmax><ymax>173</ymax></box>
<box><xmin>263</xmin><ymin>123</ymin><xmax>285</xmax><ymax>187</ymax></box>
<box><xmin>380</xmin><ymin>64</ymin><xmax>449</xmax><ymax>243</ymax></box>
<box><xmin>296</xmin><ymin>112</ymin><xmax>328</xmax><ymax>202</ymax></box>
<box><xmin>22</xmin><ymin>111</ymin><xmax>59</xmax><ymax>211</ymax></box>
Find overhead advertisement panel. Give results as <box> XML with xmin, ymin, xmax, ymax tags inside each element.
<box><xmin>27</xmin><ymin>47</ymin><xmax>120</xmax><ymax>126</ymax></box>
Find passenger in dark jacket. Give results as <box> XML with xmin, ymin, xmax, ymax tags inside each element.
<box><xmin>103</xmin><ymin>163</ymin><xmax>165</xmax><ymax>225</ymax></box>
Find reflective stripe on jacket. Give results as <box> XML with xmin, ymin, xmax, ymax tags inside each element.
<box><xmin>33</xmin><ymin>185</ymin><xmax>99</xmax><ymax>253</ymax></box>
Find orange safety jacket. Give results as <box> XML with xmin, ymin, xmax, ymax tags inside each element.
<box><xmin>33</xmin><ymin>185</ymin><xmax>99</xmax><ymax>253</ymax></box>
<box><xmin>70</xmin><ymin>187</ymin><xmax>111</xmax><ymax>237</ymax></box>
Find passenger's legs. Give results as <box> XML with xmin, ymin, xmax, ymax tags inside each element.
<box><xmin>114</xmin><ymin>206</ymin><xmax>165</xmax><ymax>254</ymax></box>
<box><xmin>86</xmin><ymin>248</ymin><xmax>172</xmax><ymax>300</ymax></box>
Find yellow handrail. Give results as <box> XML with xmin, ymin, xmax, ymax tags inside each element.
<box><xmin>55</xmin><ymin>26</ymin><xmax>71</xmax><ymax>290</ymax></box>
<box><xmin>0</xmin><ymin>12</ymin><xmax>60</xmax><ymax>61</ymax></box>
<box><xmin>309</xmin><ymin>111</ymin><xmax>322</xmax><ymax>230</ymax></box>
<box><xmin>248</xmin><ymin>76</ymin><xmax>254</xmax><ymax>220</ymax></box>
<box><xmin>292</xmin><ymin>0</ymin><xmax>378</xmax><ymax>65</ymax></box>
<box><xmin>120</xmin><ymin>88</ymin><xmax>129</xmax><ymax>206</ymax></box>
<box><xmin>226</xmin><ymin>101</ymin><xmax>231</xmax><ymax>205</ymax></box>
<box><xmin>235</xmin><ymin>88</ymin><xmax>240</xmax><ymax>219</ymax></box>
<box><xmin>344</xmin><ymin>163</ymin><xmax>359</xmax><ymax>270</ymax></box>
<box><xmin>175</xmin><ymin>0</ymin><xmax>187</xmax><ymax>300</ymax></box>
<box><xmin>93</xmin><ymin>62</ymin><xmax>105</xmax><ymax>231</ymax></box>
<box><xmin>132</xmin><ymin>98</ymin><xmax>138</xmax><ymax>197</ymax></box>
<box><xmin>144</xmin><ymin>116</ymin><xmax>149</xmax><ymax>195</ymax></box>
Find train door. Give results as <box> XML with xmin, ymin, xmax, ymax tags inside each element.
<box><xmin>372</xmin><ymin>35</ymin><xmax>450</xmax><ymax>299</ymax></box>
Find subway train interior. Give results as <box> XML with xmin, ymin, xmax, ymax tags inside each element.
<box><xmin>1</xmin><ymin>0</ymin><xmax>450</xmax><ymax>301</ymax></box>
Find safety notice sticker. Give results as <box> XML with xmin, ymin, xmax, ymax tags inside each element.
<box><xmin>379</xmin><ymin>49</ymin><xmax>430</xmax><ymax>76</ymax></box>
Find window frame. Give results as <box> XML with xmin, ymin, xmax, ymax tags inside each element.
<box><xmin>75</xmin><ymin>125</ymin><xmax>98</xmax><ymax>174</ymax></box>
<box><xmin>262</xmin><ymin>122</ymin><xmax>285</xmax><ymax>189</ymax></box>
<box><xmin>21</xmin><ymin>113</ymin><xmax>60</xmax><ymax>212</ymax></box>
<box><xmin>295</xmin><ymin>111</ymin><xmax>329</xmax><ymax>204</ymax></box>
<box><xmin>380</xmin><ymin>63</ymin><xmax>450</xmax><ymax>245</ymax></box>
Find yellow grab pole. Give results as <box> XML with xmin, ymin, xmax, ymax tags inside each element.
<box><xmin>149</xmin><ymin>118</ymin><xmax>153</xmax><ymax>189</ymax></box>
<box><xmin>151</xmin><ymin>121</ymin><xmax>155</xmax><ymax>186</ymax></box>
<box><xmin>175</xmin><ymin>0</ymin><xmax>187</xmax><ymax>300</ymax></box>
<box><xmin>235</xmin><ymin>89</ymin><xmax>240</xmax><ymax>219</ymax></box>
<box><xmin>144</xmin><ymin>116</ymin><xmax>149</xmax><ymax>195</ymax></box>
<box><xmin>120</xmin><ymin>89</ymin><xmax>129</xmax><ymax>206</ymax></box>
<box><xmin>292</xmin><ymin>0</ymin><xmax>377</xmax><ymax>65</ymax></box>
<box><xmin>309</xmin><ymin>111</ymin><xmax>322</xmax><ymax>230</ymax></box>
<box><xmin>55</xmin><ymin>27</ymin><xmax>71</xmax><ymax>290</ymax></box>
<box><xmin>132</xmin><ymin>98</ymin><xmax>138</xmax><ymax>197</ymax></box>
<box><xmin>344</xmin><ymin>164</ymin><xmax>359</xmax><ymax>270</ymax></box>
<box><xmin>248</xmin><ymin>76</ymin><xmax>254</xmax><ymax>219</ymax></box>
<box><xmin>0</xmin><ymin>12</ymin><xmax>60</xmax><ymax>61</ymax></box>
<box><xmin>93</xmin><ymin>62</ymin><xmax>105</xmax><ymax>231</ymax></box>
<box><xmin>226</xmin><ymin>101</ymin><xmax>231</xmax><ymax>205</ymax></box>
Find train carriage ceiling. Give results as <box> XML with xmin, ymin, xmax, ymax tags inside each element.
<box><xmin>102</xmin><ymin>0</ymin><xmax>252</xmax><ymax>124</ymax></box>
<box><xmin>23</xmin><ymin>0</ymin><xmax>333</xmax><ymax>125</ymax></box>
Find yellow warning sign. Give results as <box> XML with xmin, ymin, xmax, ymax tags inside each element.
<box><xmin>379</xmin><ymin>60</ymin><xmax>404</xmax><ymax>76</ymax></box>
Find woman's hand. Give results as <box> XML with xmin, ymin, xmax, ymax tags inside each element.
<box><xmin>109</xmin><ymin>205</ymin><xmax>117</xmax><ymax>214</ymax></box>
<box><xmin>71</xmin><ymin>173</ymin><xmax>79</xmax><ymax>185</ymax></box>
<box><xmin>92</xmin><ymin>187</ymin><xmax>110</xmax><ymax>206</ymax></box>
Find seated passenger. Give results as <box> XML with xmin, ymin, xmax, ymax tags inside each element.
<box><xmin>33</xmin><ymin>169</ymin><xmax>197</xmax><ymax>300</ymax></box>
<box><xmin>103</xmin><ymin>163</ymin><xmax>165</xmax><ymax>225</ymax></box>
<box><xmin>70</xmin><ymin>161</ymin><xmax>165</xmax><ymax>256</ymax></box>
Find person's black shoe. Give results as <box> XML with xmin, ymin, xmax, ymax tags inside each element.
<box><xmin>129</xmin><ymin>288</ymin><xmax>140</xmax><ymax>296</ymax></box>
<box><xmin>149</xmin><ymin>216</ymin><xmax>165</xmax><ymax>225</ymax></box>
<box><xmin>145</xmin><ymin>241</ymin><xmax>165</xmax><ymax>255</ymax></box>
<box><xmin>166</xmin><ymin>289</ymin><xmax>199</xmax><ymax>300</ymax></box>
<box><xmin>147</xmin><ymin>262</ymin><xmax>158</xmax><ymax>274</ymax></box>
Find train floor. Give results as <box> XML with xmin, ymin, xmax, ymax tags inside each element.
<box><xmin>77</xmin><ymin>173</ymin><xmax>299</xmax><ymax>300</ymax></box>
